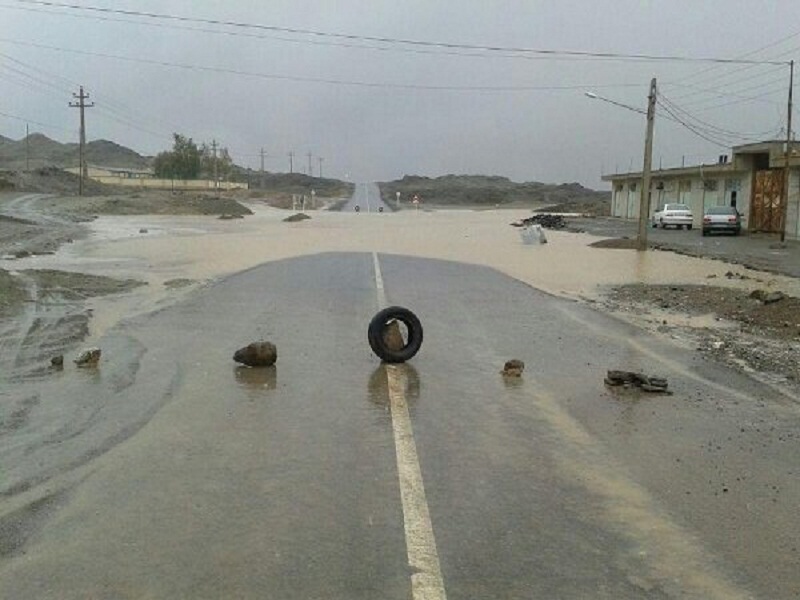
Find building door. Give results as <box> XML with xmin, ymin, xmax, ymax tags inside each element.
<box><xmin>750</xmin><ymin>170</ymin><xmax>783</xmax><ymax>232</ymax></box>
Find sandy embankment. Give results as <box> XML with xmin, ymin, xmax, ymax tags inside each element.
<box><xmin>25</xmin><ymin>203</ymin><xmax>799</xmax><ymax>344</ymax></box>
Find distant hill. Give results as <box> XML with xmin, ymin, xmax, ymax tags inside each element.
<box><xmin>233</xmin><ymin>167</ymin><xmax>354</xmax><ymax>198</ymax></box>
<box><xmin>378</xmin><ymin>174</ymin><xmax>609</xmax><ymax>208</ymax></box>
<box><xmin>0</xmin><ymin>133</ymin><xmax>151</xmax><ymax>170</ymax></box>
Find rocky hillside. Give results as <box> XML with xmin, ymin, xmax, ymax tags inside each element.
<box><xmin>378</xmin><ymin>174</ymin><xmax>609</xmax><ymax>209</ymax></box>
<box><xmin>0</xmin><ymin>133</ymin><xmax>151</xmax><ymax>170</ymax></box>
<box><xmin>233</xmin><ymin>168</ymin><xmax>354</xmax><ymax>199</ymax></box>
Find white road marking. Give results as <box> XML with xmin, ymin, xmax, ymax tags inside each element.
<box><xmin>373</xmin><ymin>252</ymin><xmax>387</xmax><ymax>308</ymax></box>
<box><xmin>372</xmin><ymin>252</ymin><xmax>447</xmax><ymax>600</ymax></box>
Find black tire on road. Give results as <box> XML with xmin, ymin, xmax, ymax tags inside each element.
<box><xmin>368</xmin><ymin>306</ymin><xmax>423</xmax><ymax>363</ymax></box>
<box><xmin>354</xmin><ymin>205</ymin><xmax>360</xmax><ymax>212</ymax></box>
<box><xmin>688</xmin><ymin>224</ymin><xmax>693</xmax><ymax>230</ymax></box>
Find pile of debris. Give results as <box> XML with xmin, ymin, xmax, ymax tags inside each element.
<box><xmin>510</xmin><ymin>213</ymin><xmax>567</xmax><ymax>230</ymax></box>
<box><xmin>604</xmin><ymin>370</ymin><xmax>670</xmax><ymax>393</ymax></box>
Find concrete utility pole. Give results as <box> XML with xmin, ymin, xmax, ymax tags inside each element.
<box><xmin>260</xmin><ymin>147</ymin><xmax>266</xmax><ymax>189</ymax></box>
<box><xmin>638</xmin><ymin>77</ymin><xmax>657</xmax><ymax>251</ymax></box>
<box><xmin>307</xmin><ymin>152</ymin><xmax>313</xmax><ymax>176</ymax></box>
<box><xmin>318</xmin><ymin>156</ymin><xmax>324</xmax><ymax>178</ymax></box>
<box><xmin>69</xmin><ymin>85</ymin><xmax>94</xmax><ymax>196</ymax></box>
<box><xmin>288</xmin><ymin>151</ymin><xmax>294</xmax><ymax>173</ymax></box>
<box><xmin>781</xmin><ymin>60</ymin><xmax>794</xmax><ymax>242</ymax></box>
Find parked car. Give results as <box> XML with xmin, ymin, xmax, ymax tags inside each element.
<box><xmin>702</xmin><ymin>205</ymin><xmax>741</xmax><ymax>236</ymax></box>
<box><xmin>652</xmin><ymin>203</ymin><xmax>694</xmax><ymax>230</ymax></box>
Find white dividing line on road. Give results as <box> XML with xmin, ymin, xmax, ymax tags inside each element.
<box><xmin>372</xmin><ymin>252</ymin><xmax>447</xmax><ymax>600</ymax></box>
<box><xmin>373</xmin><ymin>252</ymin><xmax>388</xmax><ymax>309</ymax></box>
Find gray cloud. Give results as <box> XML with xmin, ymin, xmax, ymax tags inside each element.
<box><xmin>1</xmin><ymin>0</ymin><xmax>796</xmax><ymax>187</ymax></box>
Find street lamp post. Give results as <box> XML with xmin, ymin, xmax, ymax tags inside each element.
<box><xmin>586</xmin><ymin>80</ymin><xmax>657</xmax><ymax>251</ymax></box>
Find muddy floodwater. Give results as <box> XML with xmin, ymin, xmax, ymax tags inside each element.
<box><xmin>15</xmin><ymin>203</ymin><xmax>800</xmax><ymax>342</ymax></box>
<box><xmin>2</xmin><ymin>204</ymin><xmax>800</xmax><ymax>598</ymax></box>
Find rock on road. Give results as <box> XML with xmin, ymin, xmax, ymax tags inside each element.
<box><xmin>0</xmin><ymin>252</ymin><xmax>798</xmax><ymax>599</ymax></box>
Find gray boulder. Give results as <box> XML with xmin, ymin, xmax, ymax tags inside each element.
<box><xmin>74</xmin><ymin>347</ymin><xmax>101</xmax><ymax>367</ymax></box>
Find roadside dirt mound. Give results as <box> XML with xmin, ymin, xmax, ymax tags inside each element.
<box><xmin>536</xmin><ymin>198</ymin><xmax>610</xmax><ymax>215</ymax></box>
<box><xmin>589</xmin><ymin>237</ymin><xmax>638</xmax><ymax>249</ymax></box>
<box><xmin>1</xmin><ymin>167</ymin><xmax>119</xmax><ymax>195</ymax></box>
<box><xmin>603</xmin><ymin>283</ymin><xmax>800</xmax><ymax>388</ymax></box>
<box><xmin>35</xmin><ymin>191</ymin><xmax>253</xmax><ymax>217</ymax></box>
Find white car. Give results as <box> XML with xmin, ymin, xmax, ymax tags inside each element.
<box><xmin>653</xmin><ymin>203</ymin><xmax>693</xmax><ymax>230</ymax></box>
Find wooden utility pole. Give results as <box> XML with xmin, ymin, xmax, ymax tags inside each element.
<box><xmin>307</xmin><ymin>151</ymin><xmax>313</xmax><ymax>176</ymax></box>
<box><xmin>69</xmin><ymin>86</ymin><xmax>94</xmax><ymax>196</ymax></box>
<box><xmin>318</xmin><ymin>156</ymin><xmax>324</xmax><ymax>178</ymax></box>
<box><xmin>211</xmin><ymin>139</ymin><xmax>219</xmax><ymax>198</ymax></box>
<box><xmin>781</xmin><ymin>60</ymin><xmax>794</xmax><ymax>242</ymax></box>
<box><xmin>638</xmin><ymin>77</ymin><xmax>657</xmax><ymax>251</ymax></box>
<box><xmin>260</xmin><ymin>147</ymin><xmax>266</xmax><ymax>189</ymax></box>
<box><xmin>288</xmin><ymin>151</ymin><xmax>294</xmax><ymax>173</ymax></box>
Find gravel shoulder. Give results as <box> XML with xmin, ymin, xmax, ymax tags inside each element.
<box><xmin>599</xmin><ymin>278</ymin><xmax>800</xmax><ymax>396</ymax></box>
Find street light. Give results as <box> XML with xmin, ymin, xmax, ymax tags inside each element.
<box><xmin>585</xmin><ymin>81</ymin><xmax>657</xmax><ymax>251</ymax></box>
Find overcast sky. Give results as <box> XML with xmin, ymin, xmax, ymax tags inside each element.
<box><xmin>1</xmin><ymin>0</ymin><xmax>798</xmax><ymax>187</ymax></box>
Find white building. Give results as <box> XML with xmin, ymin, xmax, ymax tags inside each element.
<box><xmin>603</xmin><ymin>141</ymin><xmax>800</xmax><ymax>236</ymax></box>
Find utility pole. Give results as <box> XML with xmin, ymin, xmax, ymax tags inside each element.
<box><xmin>781</xmin><ymin>60</ymin><xmax>794</xmax><ymax>242</ymax></box>
<box><xmin>638</xmin><ymin>77</ymin><xmax>657</xmax><ymax>251</ymax></box>
<box><xmin>260</xmin><ymin>147</ymin><xmax>266</xmax><ymax>189</ymax></box>
<box><xmin>25</xmin><ymin>123</ymin><xmax>29</xmax><ymax>171</ymax></box>
<box><xmin>288</xmin><ymin>151</ymin><xmax>294</xmax><ymax>173</ymax></box>
<box><xmin>69</xmin><ymin>85</ymin><xmax>94</xmax><ymax>196</ymax></box>
<box><xmin>318</xmin><ymin>156</ymin><xmax>324</xmax><ymax>178</ymax></box>
<box><xmin>211</xmin><ymin>139</ymin><xmax>219</xmax><ymax>198</ymax></box>
<box><xmin>307</xmin><ymin>151</ymin><xmax>313</xmax><ymax>176</ymax></box>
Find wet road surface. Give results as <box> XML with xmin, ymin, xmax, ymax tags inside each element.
<box><xmin>342</xmin><ymin>182</ymin><xmax>391</xmax><ymax>213</ymax></box>
<box><xmin>1</xmin><ymin>253</ymin><xmax>799</xmax><ymax>598</ymax></box>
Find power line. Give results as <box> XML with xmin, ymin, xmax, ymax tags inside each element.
<box><xmin>0</xmin><ymin>108</ymin><xmax>74</xmax><ymax>133</ymax></box>
<box><xmin>0</xmin><ymin>37</ymin><xmax>651</xmax><ymax>92</ymax></box>
<box><xmin>7</xmin><ymin>0</ymin><xmax>790</xmax><ymax>65</ymax></box>
<box><xmin>674</xmin><ymin>75</ymin><xmax>789</xmax><ymax>109</ymax></box>
<box><xmin>658</xmin><ymin>94</ymin><xmax>780</xmax><ymax>140</ymax></box>
<box><xmin>668</xmin><ymin>27</ymin><xmax>800</xmax><ymax>86</ymax></box>
<box><xmin>663</xmin><ymin>63</ymin><xmax>789</xmax><ymax>103</ymax></box>
<box><xmin>0</xmin><ymin>3</ymin><xmax>674</xmax><ymax>64</ymax></box>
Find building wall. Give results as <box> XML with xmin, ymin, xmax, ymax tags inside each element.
<box><xmin>88</xmin><ymin>176</ymin><xmax>248</xmax><ymax>191</ymax></box>
<box><xmin>611</xmin><ymin>171</ymin><xmax>756</xmax><ymax>229</ymax></box>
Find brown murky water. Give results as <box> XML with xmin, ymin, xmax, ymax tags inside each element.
<box><xmin>11</xmin><ymin>204</ymin><xmax>797</xmax><ymax>343</ymax></box>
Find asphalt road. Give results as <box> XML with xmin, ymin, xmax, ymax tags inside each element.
<box><xmin>1</xmin><ymin>253</ymin><xmax>799</xmax><ymax>599</ymax></box>
<box><xmin>341</xmin><ymin>182</ymin><xmax>391</xmax><ymax>213</ymax></box>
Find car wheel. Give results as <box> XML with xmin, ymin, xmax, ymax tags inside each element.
<box><xmin>367</xmin><ymin>306</ymin><xmax>423</xmax><ymax>363</ymax></box>
<box><xmin>687</xmin><ymin>225</ymin><xmax>693</xmax><ymax>230</ymax></box>
<box><xmin>702</xmin><ymin>230</ymin><xmax>708</xmax><ymax>236</ymax></box>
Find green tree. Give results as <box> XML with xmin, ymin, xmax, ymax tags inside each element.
<box><xmin>153</xmin><ymin>134</ymin><xmax>201</xmax><ymax>179</ymax></box>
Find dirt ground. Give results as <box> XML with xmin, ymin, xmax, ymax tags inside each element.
<box><xmin>600</xmin><ymin>279</ymin><xmax>800</xmax><ymax>393</ymax></box>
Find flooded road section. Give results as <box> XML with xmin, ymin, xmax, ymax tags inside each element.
<box><xmin>0</xmin><ymin>253</ymin><xmax>798</xmax><ymax>598</ymax></box>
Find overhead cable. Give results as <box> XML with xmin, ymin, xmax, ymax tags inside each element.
<box><xmin>6</xmin><ymin>0</ymin><xmax>790</xmax><ymax>65</ymax></box>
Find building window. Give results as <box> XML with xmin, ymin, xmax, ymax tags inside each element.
<box><xmin>679</xmin><ymin>180</ymin><xmax>692</xmax><ymax>192</ymax></box>
<box><xmin>616</xmin><ymin>184</ymin><xmax>624</xmax><ymax>192</ymax></box>
<box><xmin>630</xmin><ymin>182</ymin><xmax>637</xmax><ymax>192</ymax></box>
<box><xmin>725</xmin><ymin>178</ymin><xmax>741</xmax><ymax>191</ymax></box>
<box><xmin>656</xmin><ymin>181</ymin><xmax>664</xmax><ymax>190</ymax></box>
<box><xmin>703</xmin><ymin>180</ymin><xmax>718</xmax><ymax>191</ymax></box>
